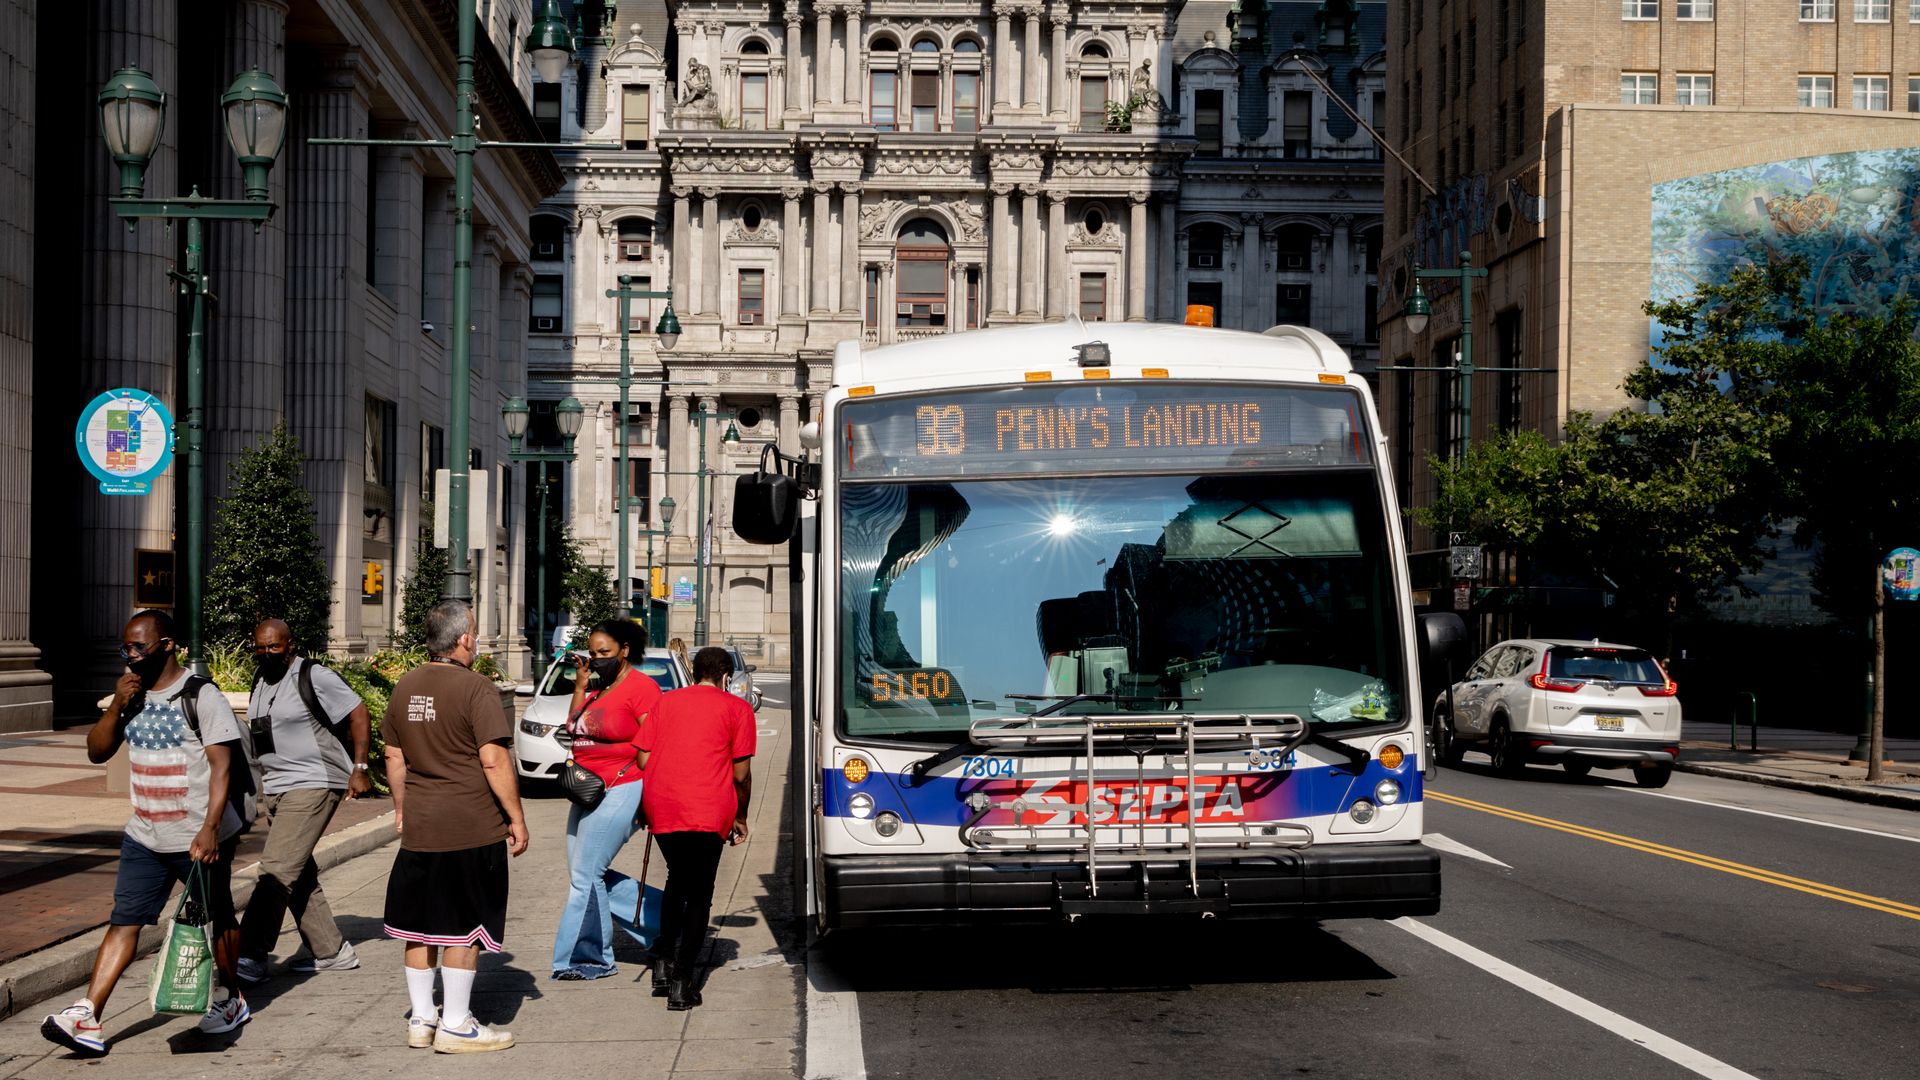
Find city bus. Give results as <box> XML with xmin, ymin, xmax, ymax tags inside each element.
<box><xmin>733</xmin><ymin>320</ymin><xmax>1462</xmax><ymax>931</ymax></box>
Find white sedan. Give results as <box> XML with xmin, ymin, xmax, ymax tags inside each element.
<box><xmin>513</xmin><ymin>647</ymin><xmax>689</xmax><ymax>782</ymax></box>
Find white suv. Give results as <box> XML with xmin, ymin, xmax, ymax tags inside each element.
<box><xmin>1434</xmin><ymin>638</ymin><xmax>1682</xmax><ymax>788</ymax></box>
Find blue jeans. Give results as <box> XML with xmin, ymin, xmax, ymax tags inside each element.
<box><xmin>551</xmin><ymin>779</ymin><xmax>644</xmax><ymax>979</ymax></box>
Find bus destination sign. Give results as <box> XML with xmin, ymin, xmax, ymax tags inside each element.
<box><xmin>844</xmin><ymin>383</ymin><xmax>1371</xmax><ymax>478</ymax></box>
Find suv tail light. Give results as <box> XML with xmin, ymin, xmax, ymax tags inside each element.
<box><xmin>1529</xmin><ymin>654</ymin><xmax>1583</xmax><ymax>692</ymax></box>
<box><xmin>1638</xmin><ymin>673</ymin><xmax>1679</xmax><ymax>697</ymax></box>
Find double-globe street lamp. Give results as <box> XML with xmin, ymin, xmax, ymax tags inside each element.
<box><xmin>502</xmin><ymin>395</ymin><xmax>584</xmax><ymax>684</ymax></box>
<box><xmin>99</xmin><ymin>65</ymin><xmax>288</xmax><ymax>671</ymax></box>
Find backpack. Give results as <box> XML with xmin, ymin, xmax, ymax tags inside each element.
<box><xmin>176</xmin><ymin>674</ymin><xmax>262</xmax><ymax>835</ymax></box>
<box><xmin>249</xmin><ymin>658</ymin><xmax>353</xmax><ymax>755</ymax></box>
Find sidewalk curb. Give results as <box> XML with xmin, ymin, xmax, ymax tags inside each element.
<box><xmin>1673</xmin><ymin>762</ymin><xmax>1920</xmax><ymax>811</ymax></box>
<box><xmin>0</xmin><ymin>809</ymin><xmax>397</xmax><ymax>1021</ymax></box>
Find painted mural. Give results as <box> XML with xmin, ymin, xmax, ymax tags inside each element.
<box><xmin>1651</xmin><ymin>148</ymin><xmax>1920</xmax><ymax>314</ymax></box>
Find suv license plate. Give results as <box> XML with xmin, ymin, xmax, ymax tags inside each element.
<box><xmin>1595</xmin><ymin>716</ymin><xmax>1626</xmax><ymax>732</ymax></box>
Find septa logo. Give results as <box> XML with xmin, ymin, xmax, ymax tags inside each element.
<box><xmin>998</xmin><ymin>777</ymin><xmax>1247</xmax><ymax>825</ymax></box>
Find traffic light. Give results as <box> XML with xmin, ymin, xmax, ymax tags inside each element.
<box><xmin>651</xmin><ymin>566</ymin><xmax>666</xmax><ymax>598</ymax></box>
<box><xmin>362</xmin><ymin>561</ymin><xmax>385</xmax><ymax>598</ymax></box>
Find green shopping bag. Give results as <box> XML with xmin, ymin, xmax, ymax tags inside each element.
<box><xmin>149</xmin><ymin>863</ymin><xmax>214</xmax><ymax>1015</ymax></box>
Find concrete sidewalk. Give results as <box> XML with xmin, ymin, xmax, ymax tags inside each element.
<box><xmin>1677</xmin><ymin>719</ymin><xmax>1920</xmax><ymax>809</ymax></box>
<box><xmin>0</xmin><ymin>711</ymin><xmax>798</xmax><ymax>1078</ymax></box>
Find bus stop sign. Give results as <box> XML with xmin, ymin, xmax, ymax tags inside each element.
<box><xmin>1450</xmin><ymin>544</ymin><xmax>1483</xmax><ymax>580</ymax></box>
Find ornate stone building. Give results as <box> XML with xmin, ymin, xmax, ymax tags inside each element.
<box><xmin>533</xmin><ymin>0</ymin><xmax>1387</xmax><ymax>666</ymax></box>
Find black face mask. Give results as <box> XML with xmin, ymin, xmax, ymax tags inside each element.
<box><xmin>589</xmin><ymin>657</ymin><xmax>624</xmax><ymax>686</ymax></box>
<box><xmin>255</xmin><ymin>654</ymin><xmax>290</xmax><ymax>683</ymax></box>
<box><xmin>128</xmin><ymin>649</ymin><xmax>171</xmax><ymax>685</ymax></box>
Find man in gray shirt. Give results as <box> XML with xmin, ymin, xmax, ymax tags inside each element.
<box><xmin>235</xmin><ymin>619</ymin><xmax>372</xmax><ymax>983</ymax></box>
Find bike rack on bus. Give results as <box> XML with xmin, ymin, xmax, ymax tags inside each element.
<box><xmin>960</xmin><ymin>713</ymin><xmax>1315</xmax><ymax>917</ymax></box>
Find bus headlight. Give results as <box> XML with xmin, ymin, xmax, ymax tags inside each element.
<box><xmin>1348</xmin><ymin>799</ymin><xmax>1377</xmax><ymax>824</ymax></box>
<box><xmin>1374</xmin><ymin>779</ymin><xmax>1402</xmax><ymax>806</ymax></box>
<box><xmin>848</xmin><ymin>793</ymin><xmax>875</xmax><ymax>819</ymax></box>
<box><xmin>874</xmin><ymin>811</ymin><xmax>903</xmax><ymax>837</ymax></box>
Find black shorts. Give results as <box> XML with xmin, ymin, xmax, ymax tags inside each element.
<box><xmin>382</xmin><ymin>843</ymin><xmax>508</xmax><ymax>952</ymax></box>
<box><xmin>110</xmin><ymin>834</ymin><xmax>239</xmax><ymax>928</ymax></box>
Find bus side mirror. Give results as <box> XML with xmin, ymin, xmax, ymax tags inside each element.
<box><xmin>734</xmin><ymin>468</ymin><xmax>799</xmax><ymax>544</ymax></box>
<box><xmin>1418</xmin><ymin>613</ymin><xmax>1469</xmax><ymax>666</ymax></box>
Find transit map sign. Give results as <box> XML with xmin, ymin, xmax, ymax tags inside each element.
<box><xmin>74</xmin><ymin>388</ymin><xmax>175</xmax><ymax>496</ymax></box>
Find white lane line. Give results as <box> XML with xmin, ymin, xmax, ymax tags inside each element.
<box><xmin>1391</xmin><ymin>919</ymin><xmax>1759</xmax><ymax>1080</ymax></box>
<box><xmin>1628</xmin><ymin>789</ymin><xmax>1920</xmax><ymax>844</ymax></box>
<box><xmin>805</xmin><ymin>946</ymin><xmax>868</xmax><ymax>1080</ymax></box>
<box><xmin>1424</xmin><ymin>832</ymin><xmax>1513</xmax><ymax>868</ymax></box>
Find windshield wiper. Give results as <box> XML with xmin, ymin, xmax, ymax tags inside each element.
<box><xmin>904</xmin><ymin>693</ymin><xmax>1192</xmax><ymax>786</ymax></box>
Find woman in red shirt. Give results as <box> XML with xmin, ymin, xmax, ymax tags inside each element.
<box><xmin>550</xmin><ymin>620</ymin><xmax>660</xmax><ymax>980</ymax></box>
<box><xmin>637</xmin><ymin>646</ymin><xmax>756</xmax><ymax>1009</ymax></box>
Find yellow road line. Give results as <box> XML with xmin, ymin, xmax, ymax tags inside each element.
<box><xmin>1428</xmin><ymin>790</ymin><xmax>1920</xmax><ymax>922</ymax></box>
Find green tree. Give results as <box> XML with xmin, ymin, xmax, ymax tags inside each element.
<box><xmin>397</xmin><ymin>506</ymin><xmax>449</xmax><ymax>650</ymax></box>
<box><xmin>205</xmin><ymin>424</ymin><xmax>332</xmax><ymax>653</ymax></box>
<box><xmin>557</xmin><ymin>525</ymin><xmax>616</xmax><ymax>647</ymax></box>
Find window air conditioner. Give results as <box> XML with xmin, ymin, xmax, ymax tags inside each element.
<box><xmin>1284</xmin><ymin>287</ymin><xmax>1305</xmax><ymax>300</ymax></box>
<box><xmin>1285</xmin><ymin>255</ymin><xmax>1306</xmax><ymax>269</ymax></box>
<box><xmin>930</xmin><ymin>303</ymin><xmax>947</xmax><ymax>315</ymax></box>
<box><xmin>1196</xmin><ymin>253</ymin><xmax>1218</xmax><ymax>268</ymax></box>
<box><xmin>740</xmin><ymin>312</ymin><xmax>760</xmax><ymax>325</ymax></box>
<box><xmin>534</xmin><ymin>316</ymin><xmax>559</xmax><ymax>331</ymax></box>
<box><xmin>625</xmin><ymin>243</ymin><xmax>646</xmax><ymax>258</ymax></box>
<box><xmin>896</xmin><ymin>302</ymin><xmax>914</xmax><ymax>315</ymax></box>
<box><xmin>536</xmin><ymin>242</ymin><xmax>558</xmax><ymax>257</ymax></box>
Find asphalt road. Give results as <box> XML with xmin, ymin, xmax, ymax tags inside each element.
<box><xmin>806</xmin><ymin>741</ymin><xmax>1920</xmax><ymax>1080</ymax></box>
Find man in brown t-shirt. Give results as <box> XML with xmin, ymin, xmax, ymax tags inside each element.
<box><xmin>381</xmin><ymin>601</ymin><xmax>527</xmax><ymax>1054</ymax></box>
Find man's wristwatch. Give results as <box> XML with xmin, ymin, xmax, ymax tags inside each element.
<box><xmin>353</xmin><ymin>763</ymin><xmax>370</xmax><ymax>772</ymax></box>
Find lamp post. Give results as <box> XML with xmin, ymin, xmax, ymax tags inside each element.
<box><xmin>99</xmin><ymin>66</ymin><xmax>287</xmax><ymax>671</ymax></box>
<box><xmin>607</xmin><ymin>273</ymin><xmax>681</xmax><ymax>619</ymax></box>
<box><xmin>503</xmin><ymin>394</ymin><xmax>584</xmax><ymax>684</ymax></box>
<box><xmin>637</xmin><ymin>495</ymin><xmax>677</xmax><ymax>645</ymax></box>
<box><xmin>687</xmin><ymin>407</ymin><xmax>741</xmax><ymax>646</ymax></box>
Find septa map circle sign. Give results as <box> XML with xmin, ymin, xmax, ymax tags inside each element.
<box><xmin>1886</xmin><ymin>547</ymin><xmax>1920</xmax><ymax>602</ymax></box>
<box><xmin>75</xmin><ymin>389</ymin><xmax>175</xmax><ymax>496</ymax></box>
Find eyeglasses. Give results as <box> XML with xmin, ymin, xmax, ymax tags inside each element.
<box><xmin>118</xmin><ymin>639</ymin><xmax>171</xmax><ymax>662</ymax></box>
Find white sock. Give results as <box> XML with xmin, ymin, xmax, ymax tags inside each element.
<box><xmin>404</xmin><ymin>966</ymin><xmax>438</xmax><ymax>1021</ymax></box>
<box><xmin>440</xmin><ymin>966</ymin><xmax>476</xmax><ymax>1029</ymax></box>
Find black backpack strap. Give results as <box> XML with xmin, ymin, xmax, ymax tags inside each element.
<box><xmin>177</xmin><ymin>674</ymin><xmax>212</xmax><ymax>741</ymax></box>
<box><xmin>297</xmin><ymin>659</ymin><xmax>356</xmax><ymax>752</ymax></box>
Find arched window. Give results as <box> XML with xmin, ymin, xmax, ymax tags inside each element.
<box><xmin>955</xmin><ymin>40</ymin><xmax>981</xmax><ymax>53</ymax></box>
<box><xmin>530</xmin><ymin>215</ymin><xmax>566</xmax><ymax>260</ymax></box>
<box><xmin>1079</xmin><ymin>43</ymin><xmax>1114</xmax><ymax>131</ymax></box>
<box><xmin>617</xmin><ymin>218</ymin><xmax>652</xmax><ymax>262</ymax></box>
<box><xmin>1188</xmin><ymin>223</ymin><xmax>1224</xmax><ymax>269</ymax></box>
<box><xmin>1082</xmin><ymin>42</ymin><xmax>1109</xmax><ymax>59</ymax></box>
<box><xmin>871</xmin><ymin>36</ymin><xmax>898</xmax><ymax>51</ymax></box>
<box><xmin>1277</xmin><ymin>224</ymin><xmax>1318</xmax><ymax>270</ymax></box>
<box><xmin>895</xmin><ymin>219</ymin><xmax>950</xmax><ymax>327</ymax></box>
<box><xmin>912</xmin><ymin>38</ymin><xmax>939</xmax><ymax>53</ymax></box>
<box><xmin>741</xmin><ymin>38</ymin><xmax>769</xmax><ymax>55</ymax></box>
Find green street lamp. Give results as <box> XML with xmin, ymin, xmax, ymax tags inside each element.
<box><xmin>636</xmin><ymin>494</ymin><xmax>677</xmax><ymax>645</ymax></box>
<box><xmin>504</xmin><ymin>393</ymin><xmax>584</xmax><ymax>683</ymax></box>
<box><xmin>100</xmin><ymin>66</ymin><xmax>285</xmax><ymax>673</ymax></box>
<box><xmin>528</xmin><ymin>0</ymin><xmax>577</xmax><ymax>83</ymax></box>
<box><xmin>607</xmin><ymin>273</ymin><xmax>682</xmax><ymax>620</ymax></box>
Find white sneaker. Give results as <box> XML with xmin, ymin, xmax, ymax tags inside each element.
<box><xmin>40</xmin><ymin>1001</ymin><xmax>106</xmax><ymax>1056</ymax></box>
<box><xmin>432</xmin><ymin>1016</ymin><xmax>514</xmax><ymax>1054</ymax></box>
<box><xmin>290</xmin><ymin>941</ymin><xmax>360</xmax><ymax>973</ymax></box>
<box><xmin>408</xmin><ymin>1013</ymin><xmax>440</xmax><ymax>1049</ymax></box>
<box><xmin>198</xmin><ymin>991</ymin><xmax>250</xmax><ymax>1034</ymax></box>
<box><xmin>234</xmin><ymin>956</ymin><xmax>269</xmax><ymax>984</ymax></box>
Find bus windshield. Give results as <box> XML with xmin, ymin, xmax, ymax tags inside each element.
<box><xmin>837</xmin><ymin>470</ymin><xmax>1406</xmax><ymax>741</ymax></box>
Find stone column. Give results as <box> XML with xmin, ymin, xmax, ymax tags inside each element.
<box><xmin>778</xmin><ymin>393</ymin><xmax>802</xmax><ymax>448</ymax></box>
<box><xmin>989</xmin><ymin>184</ymin><xmax>1013</xmax><ymax>318</ymax></box>
<box><xmin>810</xmin><ymin>182</ymin><xmax>834</xmax><ymax>313</ymax></box>
<box><xmin>667</xmin><ymin>394</ymin><xmax>693</xmax><ymax>574</ymax></box>
<box><xmin>840</xmin><ymin>185</ymin><xmax>862</xmax><ymax>315</ymax></box>
<box><xmin>671</xmin><ymin>187</ymin><xmax>693</xmax><ymax>313</ymax></box>
<box><xmin>1157</xmin><ymin>198</ymin><xmax>1177</xmax><ymax>321</ymax></box>
<box><xmin>992</xmin><ymin>5</ymin><xmax>1014</xmax><ymax>113</ymax></box>
<box><xmin>1127</xmin><ymin>193</ymin><xmax>1149</xmax><ymax>321</ymax></box>
<box><xmin>209</xmin><ymin>0</ymin><xmax>291</xmax><ymax>503</ymax></box>
<box><xmin>1019</xmin><ymin>185</ymin><xmax>1042</xmax><ymax>317</ymax></box>
<box><xmin>700</xmin><ymin>187</ymin><xmax>722</xmax><ymax>316</ymax></box>
<box><xmin>781</xmin><ymin>186</ymin><xmax>804</xmax><ymax>316</ymax></box>
<box><xmin>1021</xmin><ymin>7</ymin><xmax>1043</xmax><ymax>112</ymax></box>
<box><xmin>1045</xmin><ymin>191</ymin><xmax>1068</xmax><ymax>318</ymax></box>
<box><xmin>785</xmin><ymin>6</ymin><xmax>806</xmax><ymax>120</ymax></box>
<box><xmin>948</xmin><ymin>260</ymin><xmax>965</xmax><ymax>333</ymax></box>
<box><xmin>879</xmin><ymin>262</ymin><xmax>898</xmax><ymax>343</ymax></box>
<box><xmin>1240</xmin><ymin>212</ymin><xmax>1264</xmax><ymax>329</ymax></box>
<box><xmin>1330</xmin><ymin>215</ymin><xmax>1352</xmax><ymax>331</ymax></box>
<box><xmin>570</xmin><ymin>207</ymin><xmax>604</xmax><ymax>331</ymax></box>
<box><xmin>844</xmin><ymin>6</ymin><xmax>864</xmax><ymax>107</ymax></box>
<box><xmin>285</xmin><ymin>50</ymin><xmax>375</xmax><ymax>644</ymax></box>
<box><xmin>1048</xmin><ymin>5</ymin><xmax>1069</xmax><ymax>121</ymax></box>
<box><xmin>815</xmin><ymin>6</ymin><xmax>836</xmax><ymax>106</ymax></box>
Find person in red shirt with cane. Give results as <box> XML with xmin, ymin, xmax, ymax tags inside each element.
<box><xmin>636</xmin><ymin>647</ymin><xmax>755</xmax><ymax>1010</ymax></box>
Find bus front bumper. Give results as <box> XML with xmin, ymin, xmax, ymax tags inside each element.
<box><xmin>820</xmin><ymin>842</ymin><xmax>1440</xmax><ymax>927</ymax></box>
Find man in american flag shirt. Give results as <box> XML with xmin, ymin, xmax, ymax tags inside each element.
<box><xmin>40</xmin><ymin>610</ymin><xmax>252</xmax><ymax>1056</ymax></box>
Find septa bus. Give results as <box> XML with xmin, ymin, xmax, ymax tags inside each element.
<box><xmin>733</xmin><ymin>319</ymin><xmax>1466</xmax><ymax>931</ymax></box>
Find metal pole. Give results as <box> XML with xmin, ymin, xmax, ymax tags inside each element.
<box><xmin>534</xmin><ymin>460</ymin><xmax>549</xmax><ymax>685</ymax></box>
<box><xmin>1852</xmin><ymin>560</ymin><xmax>1877</xmax><ymax>764</ymax></box>
<box><xmin>184</xmin><ymin>216</ymin><xmax>208</xmax><ymax>671</ymax></box>
<box><xmin>616</xmin><ymin>276</ymin><xmax>632</xmax><ymax>619</ymax></box>
<box><xmin>1458</xmin><ymin>250</ymin><xmax>1474</xmax><ymax>458</ymax></box>
<box><xmin>443</xmin><ymin>0</ymin><xmax>479</xmax><ymax>602</ymax></box>
<box><xmin>1871</xmin><ymin>565</ymin><xmax>1886</xmax><ymax>781</ymax></box>
<box><xmin>694</xmin><ymin>409</ymin><xmax>708</xmax><ymax>646</ymax></box>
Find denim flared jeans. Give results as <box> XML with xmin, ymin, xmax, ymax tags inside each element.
<box><xmin>550</xmin><ymin>778</ymin><xmax>644</xmax><ymax>979</ymax></box>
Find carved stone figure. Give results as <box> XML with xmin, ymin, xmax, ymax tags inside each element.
<box><xmin>679</xmin><ymin>57</ymin><xmax>714</xmax><ymax>106</ymax></box>
<box><xmin>1130</xmin><ymin>59</ymin><xmax>1166</xmax><ymax>112</ymax></box>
